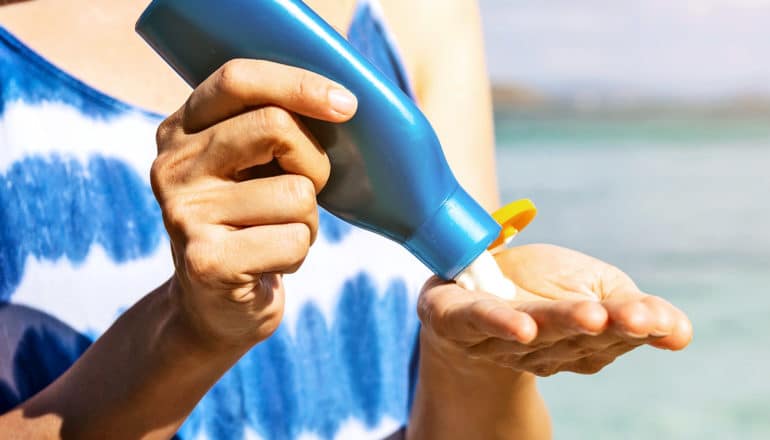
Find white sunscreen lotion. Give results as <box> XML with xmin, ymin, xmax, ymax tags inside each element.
<box><xmin>454</xmin><ymin>250</ymin><xmax>517</xmax><ymax>300</ymax></box>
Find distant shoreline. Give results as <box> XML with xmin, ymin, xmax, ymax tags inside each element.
<box><xmin>491</xmin><ymin>84</ymin><xmax>770</xmax><ymax>118</ymax></box>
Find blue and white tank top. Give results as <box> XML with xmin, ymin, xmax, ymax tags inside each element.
<box><xmin>0</xmin><ymin>1</ymin><xmax>430</xmax><ymax>438</ymax></box>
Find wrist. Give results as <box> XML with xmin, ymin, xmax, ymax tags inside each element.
<box><xmin>418</xmin><ymin>326</ymin><xmax>533</xmax><ymax>389</ymax></box>
<box><xmin>410</xmin><ymin>329</ymin><xmax>548</xmax><ymax>440</ymax></box>
<box><xmin>163</xmin><ymin>276</ymin><xmax>255</xmax><ymax>359</ymax></box>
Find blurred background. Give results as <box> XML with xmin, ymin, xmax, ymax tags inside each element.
<box><xmin>478</xmin><ymin>0</ymin><xmax>770</xmax><ymax>438</ymax></box>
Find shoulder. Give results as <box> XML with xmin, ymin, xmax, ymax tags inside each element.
<box><xmin>378</xmin><ymin>0</ymin><xmax>482</xmax><ymax>50</ymax></box>
<box><xmin>375</xmin><ymin>0</ymin><xmax>484</xmax><ymax>97</ymax></box>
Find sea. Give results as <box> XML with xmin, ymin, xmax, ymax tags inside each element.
<box><xmin>493</xmin><ymin>110</ymin><xmax>770</xmax><ymax>439</ymax></box>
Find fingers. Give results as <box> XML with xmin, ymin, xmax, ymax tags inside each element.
<box><xmin>514</xmin><ymin>300</ymin><xmax>608</xmax><ymax>341</ymax></box>
<box><xmin>460</xmin><ymin>300</ymin><xmax>608</xmax><ymax>367</ymax></box>
<box><xmin>150</xmin><ymin>60</ymin><xmax>355</xmax><ymax>345</ymax></box>
<box><xmin>152</xmin><ymin>60</ymin><xmax>347</xmax><ymax>215</ymax></box>
<box><xmin>600</xmin><ymin>294</ymin><xmax>692</xmax><ymax>352</ymax></box>
<box><xmin>639</xmin><ymin>296</ymin><xmax>693</xmax><ymax>350</ymax></box>
<box><xmin>188</xmin><ymin>175</ymin><xmax>319</xmax><ymax>241</ymax></box>
<box><xmin>649</xmin><ymin>306</ymin><xmax>693</xmax><ymax>351</ymax></box>
<box><xmin>201</xmin><ymin>106</ymin><xmax>331</xmax><ymax>191</ymax></box>
<box><xmin>603</xmin><ymin>297</ymin><xmax>657</xmax><ymax>338</ymax></box>
<box><xmin>464</xmin><ymin>298</ymin><xmax>537</xmax><ymax>343</ymax></box>
<box><xmin>418</xmin><ymin>280</ymin><xmax>537</xmax><ymax>345</ymax></box>
<box><xmin>183</xmin><ymin>59</ymin><xmax>357</xmax><ymax>132</ymax></box>
<box><xmin>225</xmin><ymin>223</ymin><xmax>311</xmax><ymax>275</ymax></box>
<box><xmin>418</xmin><ymin>275</ymin><xmax>692</xmax><ymax>379</ymax></box>
<box><xmin>465</xmin><ymin>338</ymin><xmax>543</xmax><ymax>360</ymax></box>
<box><xmin>640</xmin><ymin>295</ymin><xmax>676</xmax><ymax>337</ymax></box>
<box><xmin>183</xmin><ymin>223</ymin><xmax>312</xmax><ymax>290</ymax></box>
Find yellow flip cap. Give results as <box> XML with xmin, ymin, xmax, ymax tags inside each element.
<box><xmin>488</xmin><ymin>199</ymin><xmax>537</xmax><ymax>250</ymax></box>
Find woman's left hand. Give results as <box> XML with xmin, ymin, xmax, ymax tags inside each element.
<box><xmin>418</xmin><ymin>244</ymin><xmax>692</xmax><ymax>377</ymax></box>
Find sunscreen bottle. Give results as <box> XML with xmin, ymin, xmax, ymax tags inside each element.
<box><xmin>136</xmin><ymin>0</ymin><xmax>536</xmax><ymax>298</ymax></box>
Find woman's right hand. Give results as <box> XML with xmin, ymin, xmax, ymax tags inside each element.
<box><xmin>152</xmin><ymin>59</ymin><xmax>358</xmax><ymax>350</ymax></box>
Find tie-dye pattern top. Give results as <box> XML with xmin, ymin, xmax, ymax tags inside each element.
<box><xmin>0</xmin><ymin>1</ymin><xmax>431</xmax><ymax>438</ymax></box>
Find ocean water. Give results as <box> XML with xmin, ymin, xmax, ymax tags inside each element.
<box><xmin>493</xmin><ymin>112</ymin><xmax>770</xmax><ymax>439</ymax></box>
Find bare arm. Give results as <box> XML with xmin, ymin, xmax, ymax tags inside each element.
<box><xmin>0</xmin><ymin>60</ymin><xmax>358</xmax><ymax>439</ymax></box>
<box><xmin>406</xmin><ymin>4</ymin><xmax>692</xmax><ymax>439</ymax></box>
<box><xmin>0</xmin><ymin>281</ymin><xmax>248</xmax><ymax>438</ymax></box>
<box><xmin>413</xmin><ymin>0</ymin><xmax>500</xmax><ymax>211</ymax></box>
<box><xmin>406</xmin><ymin>1</ymin><xmax>551</xmax><ymax>438</ymax></box>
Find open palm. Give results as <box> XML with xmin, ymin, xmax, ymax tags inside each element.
<box><xmin>418</xmin><ymin>244</ymin><xmax>692</xmax><ymax>377</ymax></box>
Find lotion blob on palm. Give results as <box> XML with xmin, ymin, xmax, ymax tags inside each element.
<box><xmin>454</xmin><ymin>200</ymin><xmax>539</xmax><ymax>300</ymax></box>
<box><xmin>454</xmin><ymin>250</ymin><xmax>517</xmax><ymax>300</ymax></box>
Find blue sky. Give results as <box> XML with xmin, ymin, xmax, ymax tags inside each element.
<box><xmin>479</xmin><ymin>0</ymin><xmax>770</xmax><ymax>98</ymax></box>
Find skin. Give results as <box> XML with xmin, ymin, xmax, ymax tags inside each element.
<box><xmin>410</xmin><ymin>245</ymin><xmax>692</xmax><ymax>440</ymax></box>
<box><xmin>0</xmin><ymin>0</ymin><xmax>692</xmax><ymax>438</ymax></box>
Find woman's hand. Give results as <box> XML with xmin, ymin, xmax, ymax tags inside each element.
<box><xmin>152</xmin><ymin>59</ymin><xmax>358</xmax><ymax>349</ymax></box>
<box><xmin>418</xmin><ymin>244</ymin><xmax>692</xmax><ymax>377</ymax></box>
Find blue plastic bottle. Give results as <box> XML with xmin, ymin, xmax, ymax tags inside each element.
<box><xmin>136</xmin><ymin>0</ymin><xmax>502</xmax><ymax>282</ymax></box>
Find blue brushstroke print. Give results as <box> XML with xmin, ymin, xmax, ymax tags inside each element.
<box><xmin>319</xmin><ymin>209</ymin><xmax>354</xmax><ymax>244</ymax></box>
<box><xmin>0</xmin><ymin>155</ymin><xmax>165</xmax><ymax>300</ymax></box>
<box><xmin>1</xmin><ymin>0</ymin><xmax>414</xmax><ymax>122</ymax></box>
<box><xmin>0</xmin><ymin>155</ymin><xmax>357</xmax><ymax>300</ymax></box>
<box><xmin>1</xmin><ymin>274</ymin><xmax>420</xmax><ymax>440</ymax></box>
<box><xmin>0</xmin><ymin>154</ymin><xmax>416</xmax><ymax>439</ymax></box>
<box><xmin>177</xmin><ymin>272</ymin><xmax>419</xmax><ymax>440</ymax></box>
<box><xmin>347</xmin><ymin>1</ymin><xmax>415</xmax><ymax>99</ymax></box>
<box><xmin>0</xmin><ymin>26</ymin><xmax>160</xmax><ymax>120</ymax></box>
<box><xmin>1</xmin><ymin>1</ymin><xmax>420</xmax><ymax>437</ymax></box>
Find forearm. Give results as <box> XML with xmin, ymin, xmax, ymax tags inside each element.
<box><xmin>407</xmin><ymin>331</ymin><xmax>551</xmax><ymax>440</ymax></box>
<box><xmin>0</xmin><ymin>278</ymin><xmax>250</xmax><ymax>439</ymax></box>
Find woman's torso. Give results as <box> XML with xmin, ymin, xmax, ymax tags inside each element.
<box><xmin>0</xmin><ymin>1</ymin><xmax>429</xmax><ymax>438</ymax></box>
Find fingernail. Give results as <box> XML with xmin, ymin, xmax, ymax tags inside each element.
<box><xmin>328</xmin><ymin>88</ymin><xmax>357</xmax><ymax>115</ymax></box>
<box><xmin>624</xmin><ymin>330</ymin><xmax>648</xmax><ymax>339</ymax></box>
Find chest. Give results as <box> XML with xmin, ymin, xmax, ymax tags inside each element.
<box><xmin>0</xmin><ymin>0</ymin><xmax>412</xmax><ymax>115</ymax></box>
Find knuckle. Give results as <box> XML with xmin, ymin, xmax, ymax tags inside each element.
<box><xmin>283</xmin><ymin>175</ymin><xmax>316</xmax><ymax>213</ymax></box>
<box><xmin>150</xmin><ymin>148</ymin><xmax>193</xmax><ymax>200</ymax></box>
<box><xmin>281</xmin><ymin>224</ymin><xmax>311</xmax><ymax>265</ymax></box>
<box><xmin>259</xmin><ymin>106</ymin><xmax>295</xmax><ymax>136</ymax></box>
<box><xmin>306</xmin><ymin>205</ymin><xmax>319</xmax><ymax>242</ymax></box>
<box><xmin>150</xmin><ymin>152</ymin><xmax>187</xmax><ymax>202</ymax></box>
<box><xmin>184</xmin><ymin>240</ymin><xmax>221</xmax><ymax>284</ymax></box>
<box><xmin>216</xmin><ymin>59</ymin><xmax>250</xmax><ymax>96</ymax></box>
<box><xmin>149</xmin><ymin>155</ymin><xmax>168</xmax><ymax>199</ymax></box>
<box><xmin>416</xmin><ymin>294</ymin><xmax>436</xmax><ymax>326</ymax></box>
<box><xmin>162</xmin><ymin>194</ymin><xmax>196</xmax><ymax>234</ymax></box>
<box><xmin>294</xmin><ymin>70</ymin><xmax>324</xmax><ymax>103</ymax></box>
<box><xmin>155</xmin><ymin>116</ymin><xmax>179</xmax><ymax>150</ymax></box>
<box><xmin>429</xmin><ymin>304</ymin><xmax>455</xmax><ymax>338</ymax></box>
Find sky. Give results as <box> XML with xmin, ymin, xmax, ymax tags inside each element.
<box><xmin>479</xmin><ymin>0</ymin><xmax>770</xmax><ymax>99</ymax></box>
